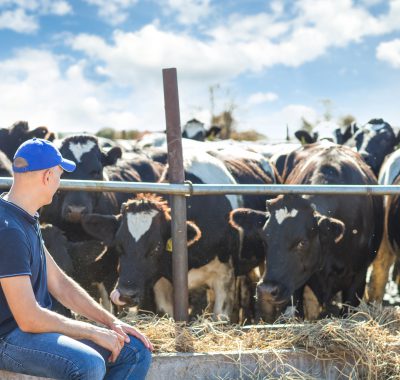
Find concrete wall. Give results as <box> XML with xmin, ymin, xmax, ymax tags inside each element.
<box><xmin>0</xmin><ymin>349</ymin><xmax>357</xmax><ymax>380</ymax></box>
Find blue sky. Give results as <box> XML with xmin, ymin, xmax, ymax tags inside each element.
<box><xmin>1</xmin><ymin>0</ymin><xmax>400</xmax><ymax>140</ymax></box>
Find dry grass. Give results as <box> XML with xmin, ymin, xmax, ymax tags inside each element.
<box><xmin>122</xmin><ymin>302</ymin><xmax>400</xmax><ymax>379</ymax></box>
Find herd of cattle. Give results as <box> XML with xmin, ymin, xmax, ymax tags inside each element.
<box><xmin>1</xmin><ymin>118</ymin><xmax>400</xmax><ymax>323</ymax></box>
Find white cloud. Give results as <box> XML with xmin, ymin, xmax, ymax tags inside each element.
<box><xmin>0</xmin><ymin>0</ymin><xmax>72</xmax><ymax>33</ymax></box>
<box><xmin>0</xmin><ymin>8</ymin><xmax>37</xmax><ymax>33</ymax></box>
<box><xmin>247</xmin><ymin>92</ymin><xmax>278</xmax><ymax>106</ymax></box>
<box><xmin>0</xmin><ymin>49</ymin><xmax>143</xmax><ymax>133</ymax></box>
<box><xmin>83</xmin><ymin>0</ymin><xmax>138</xmax><ymax>25</ymax></box>
<box><xmin>376</xmin><ymin>38</ymin><xmax>400</xmax><ymax>68</ymax></box>
<box><xmin>159</xmin><ymin>0</ymin><xmax>211</xmax><ymax>25</ymax></box>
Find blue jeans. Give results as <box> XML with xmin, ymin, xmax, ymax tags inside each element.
<box><xmin>0</xmin><ymin>327</ymin><xmax>152</xmax><ymax>379</ymax></box>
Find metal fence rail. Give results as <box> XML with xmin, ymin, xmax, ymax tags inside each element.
<box><xmin>0</xmin><ymin>178</ymin><xmax>399</xmax><ymax>196</ymax></box>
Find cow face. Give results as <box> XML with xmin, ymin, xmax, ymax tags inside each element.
<box><xmin>352</xmin><ymin>119</ymin><xmax>399</xmax><ymax>176</ymax></box>
<box><xmin>230</xmin><ymin>195</ymin><xmax>344</xmax><ymax>308</ymax></box>
<box><xmin>55</xmin><ymin>135</ymin><xmax>122</xmax><ymax>223</ymax></box>
<box><xmin>82</xmin><ymin>194</ymin><xmax>201</xmax><ymax>307</ymax></box>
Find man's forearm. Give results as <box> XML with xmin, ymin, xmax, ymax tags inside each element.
<box><xmin>20</xmin><ymin>304</ymin><xmax>98</xmax><ymax>339</ymax></box>
<box><xmin>52</xmin><ymin>275</ymin><xmax>116</xmax><ymax>327</ymax></box>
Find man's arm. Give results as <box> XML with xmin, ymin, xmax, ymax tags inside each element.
<box><xmin>0</xmin><ymin>275</ymin><xmax>125</xmax><ymax>362</ymax></box>
<box><xmin>45</xmin><ymin>248</ymin><xmax>153</xmax><ymax>350</ymax></box>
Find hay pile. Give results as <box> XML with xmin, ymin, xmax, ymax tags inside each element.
<box><xmin>122</xmin><ymin>302</ymin><xmax>400</xmax><ymax>379</ymax></box>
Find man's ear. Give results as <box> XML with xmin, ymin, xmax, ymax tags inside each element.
<box><xmin>316</xmin><ymin>214</ymin><xmax>345</xmax><ymax>246</ymax></box>
<box><xmin>229</xmin><ymin>208</ymin><xmax>268</xmax><ymax>235</ymax></box>
<box><xmin>81</xmin><ymin>213</ymin><xmax>122</xmax><ymax>245</ymax></box>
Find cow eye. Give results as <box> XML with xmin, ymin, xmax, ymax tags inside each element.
<box><xmin>295</xmin><ymin>240</ymin><xmax>308</xmax><ymax>251</ymax></box>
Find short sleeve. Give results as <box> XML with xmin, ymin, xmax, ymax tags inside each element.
<box><xmin>0</xmin><ymin>228</ymin><xmax>32</xmax><ymax>278</ymax></box>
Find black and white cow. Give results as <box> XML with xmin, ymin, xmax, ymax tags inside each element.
<box><xmin>182</xmin><ymin>119</ymin><xmax>221</xmax><ymax>141</ymax></box>
<box><xmin>345</xmin><ymin>118</ymin><xmax>399</xmax><ymax>177</ymax></box>
<box><xmin>230</xmin><ymin>142</ymin><xmax>383</xmax><ymax>320</ymax></box>
<box><xmin>0</xmin><ymin>121</ymin><xmax>55</xmax><ymax>160</ymax></box>
<box><xmin>82</xmin><ymin>149</ymin><xmax>249</xmax><ymax>319</ymax></box>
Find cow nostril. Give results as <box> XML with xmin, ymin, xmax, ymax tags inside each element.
<box><xmin>270</xmin><ymin>286</ymin><xmax>279</xmax><ymax>298</ymax></box>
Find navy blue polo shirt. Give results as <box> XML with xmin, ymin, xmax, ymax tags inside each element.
<box><xmin>0</xmin><ymin>195</ymin><xmax>52</xmax><ymax>337</ymax></box>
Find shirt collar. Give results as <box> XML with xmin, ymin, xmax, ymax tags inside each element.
<box><xmin>0</xmin><ymin>193</ymin><xmax>39</xmax><ymax>225</ymax></box>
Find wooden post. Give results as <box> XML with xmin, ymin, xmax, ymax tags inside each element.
<box><xmin>162</xmin><ymin>68</ymin><xmax>188</xmax><ymax>322</ymax></box>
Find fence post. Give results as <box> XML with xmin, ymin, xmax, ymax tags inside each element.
<box><xmin>162</xmin><ymin>68</ymin><xmax>188</xmax><ymax>322</ymax></box>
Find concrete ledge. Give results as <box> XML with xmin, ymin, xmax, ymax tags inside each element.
<box><xmin>0</xmin><ymin>349</ymin><xmax>356</xmax><ymax>380</ymax></box>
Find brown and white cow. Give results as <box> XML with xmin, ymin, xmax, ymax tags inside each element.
<box><xmin>230</xmin><ymin>142</ymin><xmax>383</xmax><ymax>320</ymax></box>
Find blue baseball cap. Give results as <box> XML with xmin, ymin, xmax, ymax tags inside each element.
<box><xmin>13</xmin><ymin>138</ymin><xmax>76</xmax><ymax>173</ymax></box>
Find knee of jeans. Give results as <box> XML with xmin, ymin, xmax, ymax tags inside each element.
<box><xmin>126</xmin><ymin>337</ymin><xmax>152</xmax><ymax>367</ymax></box>
<box><xmin>75</xmin><ymin>353</ymin><xmax>106</xmax><ymax>380</ymax></box>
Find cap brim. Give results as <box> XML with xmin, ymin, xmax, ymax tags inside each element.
<box><xmin>60</xmin><ymin>158</ymin><xmax>76</xmax><ymax>172</ymax></box>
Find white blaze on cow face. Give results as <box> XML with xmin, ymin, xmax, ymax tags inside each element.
<box><xmin>127</xmin><ymin>209</ymin><xmax>159</xmax><ymax>242</ymax></box>
<box><xmin>69</xmin><ymin>141</ymin><xmax>96</xmax><ymax>163</ymax></box>
<box><xmin>274</xmin><ymin>207</ymin><xmax>299</xmax><ymax>225</ymax></box>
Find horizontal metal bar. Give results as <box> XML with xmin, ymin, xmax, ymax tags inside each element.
<box><xmin>1</xmin><ymin>177</ymin><xmax>400</xmax><ymax>196</ymax></box>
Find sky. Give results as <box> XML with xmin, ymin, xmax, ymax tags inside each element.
<box><xmin>1</xmin><ymin>0</ymin><xmax>400</xmax><ymax>141</ymax></box>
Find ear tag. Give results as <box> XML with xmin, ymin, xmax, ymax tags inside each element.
<box><xmin>166</xmin><ymin>238</ymin><xmax>173</xmax><ymax>252</ymax></box>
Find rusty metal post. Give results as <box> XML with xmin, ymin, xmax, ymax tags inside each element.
<box><xmin>162</xmin><ymin>68</ymin><xmax>188</xmax><ymax>322</ymax></box>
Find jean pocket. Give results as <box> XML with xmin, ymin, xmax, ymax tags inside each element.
<box><xmin>0</xmin><ymin>352</ymin><xmax>24</xmax><ymax>372</ymax></box>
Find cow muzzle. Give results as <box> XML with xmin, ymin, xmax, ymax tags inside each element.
<box><xmin>256</xmin><ymin>281</ymin><xmax>289</xmax><ymax>306</ymax></box>
<box><xmin>65</xmin><ymin>206</ymin><xmax>88</xmax><ymax>223</ymax></box>
<box><xmin>110</xmin><ymin>288</ymin><xmax>141</xmax><ymax>307</ymax></box>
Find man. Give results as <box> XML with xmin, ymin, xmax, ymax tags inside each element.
<box><xmin>0</xmin><ymin>138</ymin><xmax>152</xmax><ymax>379</ymax></box>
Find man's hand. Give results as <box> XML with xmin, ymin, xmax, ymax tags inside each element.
<box><xmin>90</xmin><ymin>325</ymin><xmax>126</xmax><ymax>363</ymax></box>
<box><xmin>110</xmin><ymin>320</ymin><xmax>154</xmax><ymax>351</ymax></box>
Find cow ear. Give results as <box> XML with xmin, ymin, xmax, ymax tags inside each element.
<box><xmin>101</xmin><ymin>147</ymin><xmax>122</xmax><ymax>166</ymax></box>
<box><xmin>29</xmin><ymin>126</ymin><xmax>49</xmax><ymax>139</ymax></box>
<box><xmin>81</xmin><ymin>213</ymin><xmax>122</xmax><ymax>245</ymax></box>
<box><xmin>186</xmin><ymin>221</ymin><xmax>201</xmax><ymax>246</ymax></box>
<box><xmin>229</xmin><ymin>208</ymin><xmax>268</xmax><ymax>234</ymax></box>
<box><xmin>316</xmin><ymin>214</ymin><xmax>345</xmax><ymax>246</ymax></box>
<box><xmin>294</xmin><ymin>130</ymin><xmax>315</xmax><ymax>144</ymax></box>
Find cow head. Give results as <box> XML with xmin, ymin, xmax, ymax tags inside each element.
<box><xmin>56</xmin><ymin>134</ymin><xmax>122</xmax><ymax>223</ymax></box>
<box><xmin>81</xmin><ymin>194</ymin><xmax>201</xmax><ymax>307</ymax></box>
<box><xmin>351</xmin><ymin>119</ymin><xmax>399</xmax><ymax>176</ymax></box>
<box><xmin>230</xmin><ymin>194</ymin><xmax>344</xmax><ymax>311</ymax></box>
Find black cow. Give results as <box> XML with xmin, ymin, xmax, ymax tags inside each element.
<box><xmin>41</xmin><ymin>224</ymin><xmax>114</xmax><ymax>312</ymax></box>
<box><xmin>345</xmin><ymin>118</ymin><xmax>400</xmax><ymax>176</ymax></box>
<box><xmin>230</xmin><ymin>143</ymin><xmax>383</xmax><ymax>320</ymax></box>
<box><xmin>182</xmin><ymin>119</ymin><xmax>221</xmax><ymax>141</ymax></box>
<box><xmin>0</xmin><ymin>121</ymin><xmax>55</xmax><ymax>160</ymax></box>
<box><xmin>0</xmin><ymin>151</ymin><xmax>12</xmax><ymax>177</ymax></box>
